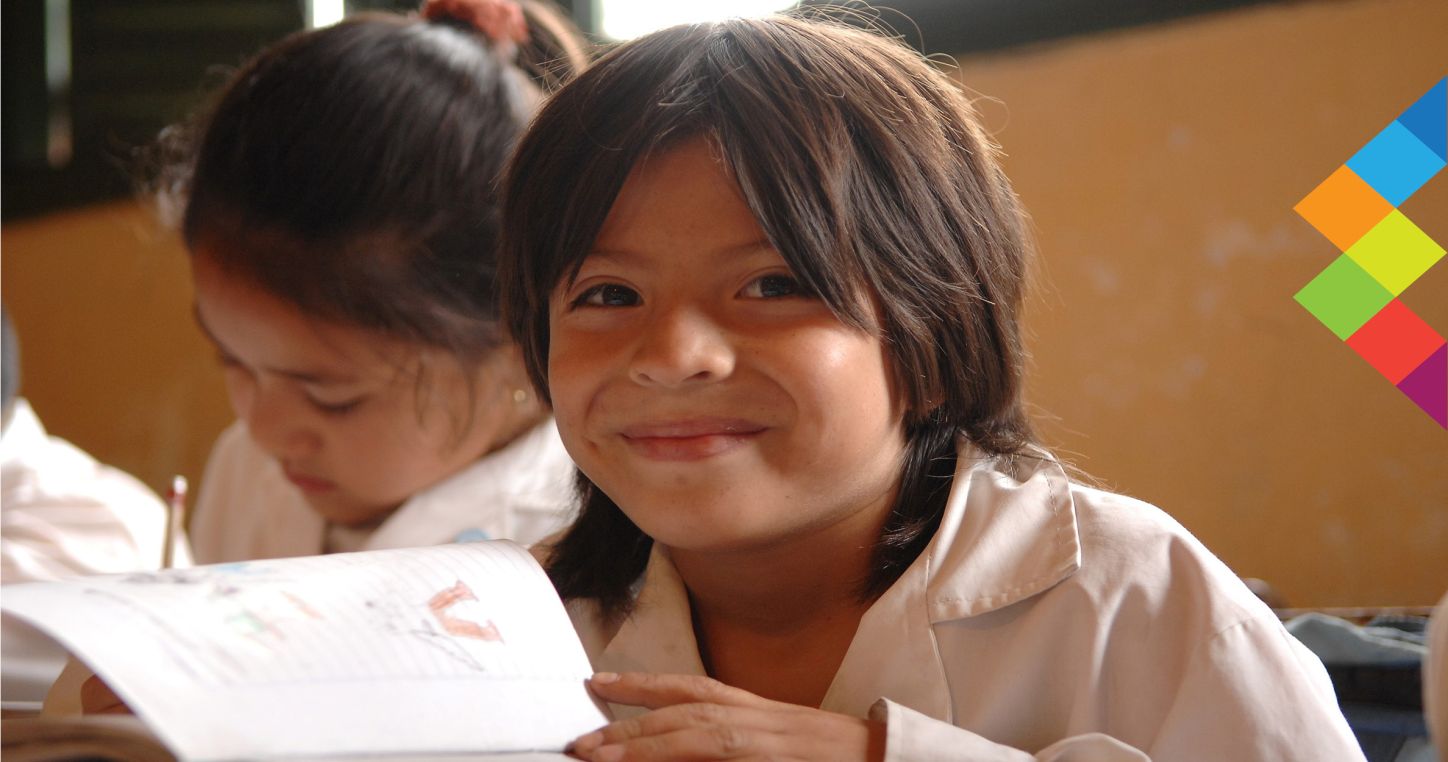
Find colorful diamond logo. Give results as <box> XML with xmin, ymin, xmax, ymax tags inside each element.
<box><xmin>1295</xmin><ymin>77</ymin><xmax>1447</xmax><ymax>428</ymax></box>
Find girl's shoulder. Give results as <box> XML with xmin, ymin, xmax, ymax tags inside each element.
<box><xmin>1064</xmin><ymin>480</ymin><xmax>1259</xmax><ymax>613</ymax></box>
<box><xmin>922</xmin><ymin>453</ymin><xmax>1353</xmax><ymax>759</ymax></box>
<box><xmin>1067</xmin><ymin>481</ymin><xmax>1219</xmax><ymax>565</ymax></box>
<box><xmin>1035</xmin><ymin>476</ymin><xmax>1281</xmax><ymax>659</ymax></box>
<box><xmin>932</xmin><ymin>448</ymin><xmax>1268</xmax><ymax>630</ymax></box>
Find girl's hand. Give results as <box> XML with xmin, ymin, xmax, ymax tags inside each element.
<box><xmin>568</xmin><ymin>672</ymin><xmax>885</xmax><ymax>762</ymax></box>
<box><xmin>79</xmin><ymin>674</ymin><xmax>131</xmax><ymax>715</ymax></box>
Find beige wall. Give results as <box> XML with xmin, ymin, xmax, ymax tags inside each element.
<box><xmin>956</xmin><ymin>0</ymin><xmax>1447</xmax><ymax>607</ymax></box>
<box><xmin>2</xmin><ymin>0</ymin><xmax>1444</xmax><ymax>606</ymax></box>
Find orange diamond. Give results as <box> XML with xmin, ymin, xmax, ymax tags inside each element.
<box><xmin>1295</xmin><ymin>165</ymin><xmax>1394</xmax><ymax>252</ymax></box>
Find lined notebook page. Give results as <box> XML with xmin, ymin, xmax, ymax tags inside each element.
<box><xmin>2</xmin><ymin>541</ymin><xmax>608</xmax><ymax>760</ymax></box>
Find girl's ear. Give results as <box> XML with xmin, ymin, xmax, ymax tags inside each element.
<box><xmin>490</xmin><ymin>342</ymin><xmax>549</xmax><ymax>414</ymax></box>
<box><xmin>896</xmin><ymin>360</ymin><xmax>947</xmax><ymax>428</ymax></box>
<box><xmin>452</xmin><ymin>342</ymin><xmax>547</xmax><ymax>450</ymax></box>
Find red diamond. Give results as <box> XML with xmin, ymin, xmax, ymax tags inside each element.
<box><xmin>1345</xmin><ymin>300</ymin><xmax>1444</xmax><ymax>383</ymax></box>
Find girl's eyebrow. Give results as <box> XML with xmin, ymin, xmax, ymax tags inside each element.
<box><xmin>190</xmin><ymin>304</ymin><xmax>356</xmax><ymax>386</ymax></box>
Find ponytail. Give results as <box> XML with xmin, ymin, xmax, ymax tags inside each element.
<box><xmin>422</xmin><ymin>0</ymin><xmax>589</xmax><ymax>91</ymax></box>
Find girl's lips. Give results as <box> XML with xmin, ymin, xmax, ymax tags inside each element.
<box><xmin>620</xmin><ymin>419</ymin><xmax>765</xmax><ymax>438</ymax></box>
<box><xmin>619</xmin><ymin>419</ymin><xmax>766</xmax><ymax>462</ymax></box>
<box><xmin>283</xmin><ymin>468</ymin><xmax>337</xmax><ymax>493</ymax></box>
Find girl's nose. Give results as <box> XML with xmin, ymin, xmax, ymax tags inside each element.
<box><xmin>232</xmin><ymin>380</ymin><xmax>320</xmax><ymax>461</ymax></box>
<box><xmin>628</xmin><ymin>307</ymin><xmax>735</xmax><ymax>389</ymax></box>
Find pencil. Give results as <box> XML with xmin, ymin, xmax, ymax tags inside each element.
<box><xmin>162</xmin><ymin>475</ymin><xmax>187</xmax><ymax>569</ymax></box>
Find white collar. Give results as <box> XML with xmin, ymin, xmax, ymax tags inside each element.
<box><xmin>924</xmin><ymin>446</ymin><xmax>1082</xmax><ymax>622</ymax></box>
<box><xmin>365</xmin><ymin>418</ymin><xmax>573</xmax><ymax>549</ymax></box>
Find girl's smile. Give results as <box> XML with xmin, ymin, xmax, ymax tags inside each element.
<box><xmin>547</xmin><ymin>136</ymin><xmax>910</xmax><ymax>554</ymax></box>
<box><xmin>618</xmin><ymin>418</ymin><xmax>768</xmax><ymax>462</ymax></box>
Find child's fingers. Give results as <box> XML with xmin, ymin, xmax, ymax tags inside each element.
<box><xmin>571</xmin><ymin>702</ymin><xmax>789</xmax><ymax>753</ymax></box>
<box><xmin>586</xmin><ymin>671</ymin><xmax>770</xmax><ymax>711</ymax></box>
<box><xmin>79</xmin><ymin>675</ymin><xmax>130</xmax><ymax>715</ymax></box>
<box><xmin>568</xmin><ymin>700</ymin><xmax>882</xmax><ymax>762</ymax></box>
<box><xmin>573</xmin><ymin>721</ymin><xmax>773</xmax><ymax>761</ymax></box>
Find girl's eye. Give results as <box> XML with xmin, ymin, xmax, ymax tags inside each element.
<box><xmin>573</xmin><ymin>283</ymin><xmax>640</xmax><ymax>308</ymax></box>
<box><xmin>308</xmin><ymin>396</ymin><xmax>365</xmax><ymax>417</ymax></box>
<box><xmin>742</xmin><ymin>273</ymin><xmax>807</xmax><ymax>299</ymax></box>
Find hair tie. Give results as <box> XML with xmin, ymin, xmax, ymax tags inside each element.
<box><xmin>421</xmin><ymin>0</ymin><xmax>529</xmax><ymax>48</ymax></box>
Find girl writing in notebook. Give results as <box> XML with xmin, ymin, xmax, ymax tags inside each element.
<box><xmin>159</xmin><ymin>0</ymin><xmax>589</xmax><ymax>562</ymax></box>
<box><xmin>497</xmin><ymin>16</ymin><xmax>1366</xmax><ymax>761</ymax></box>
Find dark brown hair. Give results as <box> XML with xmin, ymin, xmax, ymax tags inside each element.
<box><xmin>164</xmin><ymin>2</ymin><xmax>587</xmax><ymax>365</ymax></box>
<box><xmin>499</xmin><ymin>15</ymin><xmax>1036</xmax><ymax>616</ymax></box>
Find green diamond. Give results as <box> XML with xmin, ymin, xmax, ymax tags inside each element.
<box><xmin>1295</xmin><ymin>255</ymin><xmax>1394</xmax><ymax>339</ymax></box>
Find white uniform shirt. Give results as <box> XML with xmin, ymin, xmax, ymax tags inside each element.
<box><xmin>2</xmin><ymin>399</ymin><xmax>190</xmax><ymax>702</ymax></box>
<box><xmin>1428</xmin><ymin>590</ymin><xmax>1448</xmax><ymax>759</ymax></box>
<box><xmin>566</xmin><ymin>446</ymin><xmax>1365</xmax><ymax>761</ymax></box>
<box><xmin>188</xmin><ymin>418</ymin><xmax>577</xmax><ymax>563</ymax></box>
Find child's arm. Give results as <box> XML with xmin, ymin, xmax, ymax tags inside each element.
<box><xmin>565</xmin><ymin>578</ymin><xmax>1363</xmax><ymax>760</ymax></box>
<box><xmin>568</xmin><ymin>673</ymin><xmax>1147</xmax><ymax>761</ymax></box>
<box><xmin>40</xmin><ymin>657</ymin><xmax>92</xmax><ymax>716</ymax></box>
<box><xmin>79</xmin><ymin>674</ymin><xmax>130</xmax><ymax>715</ymax></box>
<box><xmin>570</xmin><ymin>659</ymin><xmax>1357</xmax><ymax>762</ymax></box>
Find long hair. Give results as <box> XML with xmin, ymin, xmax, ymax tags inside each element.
<box><xmin>155</xmin><ymin>2</ymin><xmax>587</xmax><ymax>367</ymax></box>
<box><xmin>499</xmin><ymin>15</ymin><xmax>1036</xmax><ymax>617</ymax></box>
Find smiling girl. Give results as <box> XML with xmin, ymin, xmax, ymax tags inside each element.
<box><xmin>498</xmin><ymin>16</ymin><xmax>1365</xmax><ymax>761</ymax></box>
<box><xmin>167</xmin><ymin>0</ymin><xmax>589</xmax><ymax>561</ymax></box>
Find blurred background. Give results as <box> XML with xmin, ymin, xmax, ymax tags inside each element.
<box><xmin>2</xmin><ymin>0</ymin><xmax>1444</xmax><ymax>609</ymax></box>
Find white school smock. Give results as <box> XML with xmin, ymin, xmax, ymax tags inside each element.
<box><xmin>188</xmin><ymin>418</ymin><xmax>576</xmax><ymax>563</ymax></box>
<box><xmin>1</xmin><ymin>399</ymin><xmax>192</xmax><ymax>702</ymax></box>
<box><xmin>566</xmin><ymin>445</ymin><xmax>1365</xmax><ymax>761</ymax></box>
<box><xmin>1428</xmin><ymin>589</ymin><xmax>1448</xmax><ymax>759</ymax></box>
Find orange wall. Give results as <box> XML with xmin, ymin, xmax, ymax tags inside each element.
<box><xmin>2</xmin><ymin>202</ymin><xmax>233</xmax><ymax>501</ymax></box>
<box><xmin>957</xmin><ymin>0</ymin><xmax>1448</xmax><ymax>606</ymax></box>
<box><xmin>2</xmin><ymin>0</ymin><xmax>1444</xmax><ymax>606</ymax></box>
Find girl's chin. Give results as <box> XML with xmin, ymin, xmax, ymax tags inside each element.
<box><xmin>303</xmin><ymin>494</ymin><xmax>398</xmax><ymax>528</ymax></box>
<box><xmin>634</xmin><ymin>516</ymin><xmax>786</xmax><ymax>554</ymax></box>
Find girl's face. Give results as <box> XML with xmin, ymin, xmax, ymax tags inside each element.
<box><xmin>548</xmin><ymin>137</ymin><xmax>910</xmax><ymax>554</ymax></box>
<box><xmin>191</xmin><ymin>254</ymin><xmax>532</xmax><ymax>526</ymax></box>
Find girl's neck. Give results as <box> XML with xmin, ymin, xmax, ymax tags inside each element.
<box><xmin>672</xmin><ymin>530</ymin><xmax>873</xmax><ymax>631</ymax></box>
<box><xmin>667</xmin><ymin>496</ymin><xmax>891</xmax><ymax>706</ymax></box>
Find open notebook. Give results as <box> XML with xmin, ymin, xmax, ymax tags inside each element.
<box><xmin>0</xmin><ymin>541</ymin><xmax>607</xmax><ymax>760</ymax></box>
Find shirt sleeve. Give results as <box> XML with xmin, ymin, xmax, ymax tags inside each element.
<box><xmin>870</xmin><ymin>615</ymin><xmax>1364</xmax><ymax>762</ymax></box>
<box><xmin>1145</xmin><ymin>615</ymin><xmax>1364</xmax><ymax>761</ymax></box>
<box><xmin>1428</xmin><ymin>591</ymin><xmax>1448</xmax><ymax>757</ymax></box>
<box><xmin>870</xmin><ymin>700</ymin><xmax>1149</xmax><ymax>761</ymax></box>
<box><xmin>1</xmin><ymin>495</ymin><xmax>156</xmax><ymax>581</ymax></box>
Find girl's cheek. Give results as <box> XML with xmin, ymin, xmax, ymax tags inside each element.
<box><xmin>222</xmin><ymin>368</ymin><xmax>257</xmax><ymax>419</ymax></box>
